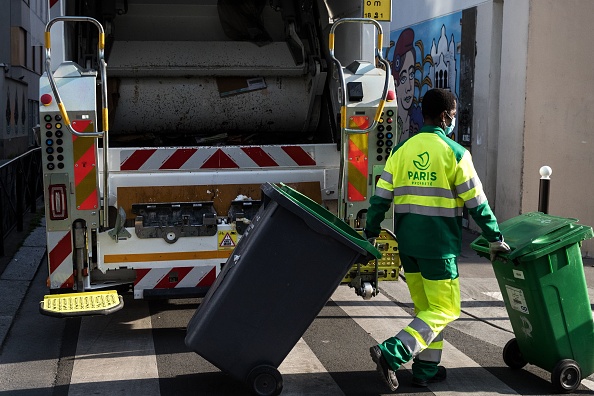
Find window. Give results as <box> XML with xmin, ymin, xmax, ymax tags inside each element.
<box><xmin>32</xmin><ymin>45</ymin><xmax>43</xmax><ymax>74</ymax></box>
<box><xmin>11</xmin><ymin>27</ymin><xmax>27</xmax><ymax>67</ymax></box>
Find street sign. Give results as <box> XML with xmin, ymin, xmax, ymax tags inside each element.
<box><xmin>363</xmin><ymin>0</ymin><xmax>391</xmax><ymax>22</ymax></box>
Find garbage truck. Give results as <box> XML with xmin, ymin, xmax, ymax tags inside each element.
<box><xmin>38</xmin><ymin>0</ymin><xmax>400</xmax><ymax>316</ymax></box>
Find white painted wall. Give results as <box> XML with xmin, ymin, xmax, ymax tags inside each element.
<box><xmin>495</xmin><ymin>0</ymin><xmax>529</xmax><ymax>223</ymax></box>
<box><xmin>522</xmin><ymin>0</ymin><xmax>594</xmax><ymax>255</ymax></box>
<box><xmin>467</xmin><ymin>1</ymin><xmax>503</xmax><ymax>232</ymax></box>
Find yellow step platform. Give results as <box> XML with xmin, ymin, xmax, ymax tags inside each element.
<box><xmin>40</xmin><ymin>290</ymin><xmax>124</xmax><ymax>317</ymax></box>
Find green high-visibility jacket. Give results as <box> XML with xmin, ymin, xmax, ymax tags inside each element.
<box><xmin>365</xmin><ymin>125</ymin><xmax>502</xmax><ymax>259</ymax></box>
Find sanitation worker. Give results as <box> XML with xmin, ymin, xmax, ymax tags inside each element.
<box><xmin>364</xmin><ymin>88</ymin><xmax>510</xmax><ymax>391</ymax></box>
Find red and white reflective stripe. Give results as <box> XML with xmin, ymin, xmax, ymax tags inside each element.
<box><xmin>50</xmin><ymin>0</ymin><xmax>59</xmax><ymax>7</ymax></box>
<box><xmin>47</xmin><ymin>230</ymin><xmax>74</xmax><ymax>289</ymax></box>
<box><xmin>133</xmin><ymin>266</ymin><xmax>218</xmax><ymax>299</ymax></box>
<box><xmin>119</xmin><ymin>146</ymin><xmax>317</xmax><ymax>171</ymax></box>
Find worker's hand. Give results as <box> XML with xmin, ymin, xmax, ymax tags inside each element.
<box><xmin>489</xmin><ymin>238</ymin><xmax>511</xmax><ymax>262</ymax></box>
<box><xmin>362</xmin><ymin>229</ymin><xmax>376</xmax><ymax>246</ymax></box>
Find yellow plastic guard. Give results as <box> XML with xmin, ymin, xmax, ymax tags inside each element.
<box><xmin>342</xmin><ymin>229</ymin><xmax>401</xmax><ymax>284</ymax></box>
<box><xmin>40</xmin><ymin>290</ymin><xmax>124</xmax><ymax>317</ymax></box>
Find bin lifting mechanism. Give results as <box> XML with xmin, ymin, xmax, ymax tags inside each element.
<box><xmin>346</xmin><ymin>228</ymin><xmax>401</xmax><ymax>300</ymax></box>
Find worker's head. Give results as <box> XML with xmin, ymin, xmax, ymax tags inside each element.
<box><xmin>421</xmin><ymin>88</ymin><xmax>457</xmax><ymax>133</ymax></box>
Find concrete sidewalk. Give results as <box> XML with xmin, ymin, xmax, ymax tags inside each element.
<box><xmin>0</xmin><ymin>218</ymin><xmax>47</xmax><ymax>348</ymax></box>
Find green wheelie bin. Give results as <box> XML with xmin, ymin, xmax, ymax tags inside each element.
<box><xmin>471</xmin><ymin>212</ymin><xmax>594</xmax><ymax>393</ymax></box>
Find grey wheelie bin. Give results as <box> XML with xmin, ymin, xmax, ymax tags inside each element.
<box><xmin>471</xmin><ymin>212</ymin><xmax>594</xmax><ymax>393</ymax></box>
<box><xmin>185</xmin><ymin>182</ymin><xmax>380</xmax><ymax>396</ymax></box>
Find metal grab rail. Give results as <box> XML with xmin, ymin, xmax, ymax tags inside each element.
<box><xmin>328</xmin><ymin>18</ymin><xmax>391</xmax><ymax>134</ymax></box>
<box><xmin>44</xmin><ymin>17</ymin><xmax>108</xmax><ymax>138</ymax></box>
<box><xmin>44</xmin><ymin>17</ymin><xmax>110</xmax><ymax>228</ymax></box>
<box><xmin>330</xmin><ymin>18</ymin><xmax>392</xmax><ymax>222</ymax></box>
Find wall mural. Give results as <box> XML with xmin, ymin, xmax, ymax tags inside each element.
<box><xmin>387</xmin><ymin>12</ymin><xmax>462</xmax><ymax>143</ymax></box>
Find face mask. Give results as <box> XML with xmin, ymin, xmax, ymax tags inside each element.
<box><xmin>444</xmin><ymin>115</ymin><xmax>456</xmax><ymax>136</ymax></box>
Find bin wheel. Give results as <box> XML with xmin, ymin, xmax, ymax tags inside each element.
<box><xmin>551</xmin><ymin>359</ymin><xmax>581</xmax><ymax>393</ymax></box>
<box><xmin>246</xmin><ymin>365</ymin><xmax>283</xmax><ymax>396</ymax></box>
<box><xmin>502</xmin><ymin>338</ymin><xmax>527</xmax><ymax>369</ymax></box>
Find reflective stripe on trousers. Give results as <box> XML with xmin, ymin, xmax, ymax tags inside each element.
<box><xmin>397</xmin><ymin>272</ymin><xmax>460</xmax><ymax>360</ymax></box>
<box><xmin>417</xmin><ymin>332</ymin><xmax>444</xmax><ymax>363</ymax></box>
<box><xmin>379</xmin><ymin>272</ymin><xmax>460</xmax><ymax>369</ymax></box>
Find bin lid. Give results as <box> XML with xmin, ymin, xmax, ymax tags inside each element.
<box><xmin>470</xmin><ymin>212</ymin><xmax>594</xmax><ymax>261</ymax></box>
<box><xmin>270</xmin><ymin>183</ymin><xmax>382</xmax><ymax>259</ymax></box>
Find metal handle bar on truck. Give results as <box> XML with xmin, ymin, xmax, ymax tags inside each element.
<box><xmin>328</xmin><ymin>18</ymin><xmax>391</xmax><ymax>134</ymax></box>
<box><xmin>44</xmin><ymin>16</ymin><xmax>110</xmax><ymax>228</ymax></box>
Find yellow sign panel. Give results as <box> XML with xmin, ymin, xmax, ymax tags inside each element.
<box><xmin>363</xmin><ymin>0</ymin><xmax>392</xmax><ymax>22</ymax></box>
<box><xmin>218</xmin><ymin>230</ymin><xmax>238</xmax><ymax>250</ymax></box>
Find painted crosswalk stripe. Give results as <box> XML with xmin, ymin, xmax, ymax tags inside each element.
<box><xmin>64</xmin><ymin>282</ymin><xmax>594</xmax><ymax>394</ymax></box>
<box><xmin>483</xmin><ymin>291</ymin><xmax>503</xmax><ymax>300</ymax></box>
<box><xmin>68</xmin><ymin>300</ymin><xmax>160</xmax><ymax>396</ymax></box>
<box><xmin>279</xmin><ymin>338</ymin><xmax>344</xmax><ymax>395</ymax></box>
<box><xmin>331</xmin><ymin>284</ymin><xmax>520</xmax><ymax>395</ymax></box>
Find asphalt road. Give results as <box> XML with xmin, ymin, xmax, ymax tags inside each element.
<box><xmin>0</xmin><ymin>223</ymin><xmax>593</xmax><ymax>395</ymax></box>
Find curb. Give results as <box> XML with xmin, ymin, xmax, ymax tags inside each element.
<box><xmin>0</xmin><ymin>218</ymin><xmax>47</xmax><ymax>348</ymax></box>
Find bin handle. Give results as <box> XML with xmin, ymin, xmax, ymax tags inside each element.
<box><xmin>263</xmin><ymin>183</ymin><xmax>378</xmax><ymax>259</ymax></box>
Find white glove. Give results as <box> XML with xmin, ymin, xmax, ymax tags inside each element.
<box><xmin>489</xmin><ymin>237</ymin><xmax>511</xmax><ymax>262</ymax></box>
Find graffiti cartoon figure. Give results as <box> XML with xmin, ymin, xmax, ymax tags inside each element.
<box><xmin>392</xmin><ymin>28</ymin><xmax>422</xmax><ymax>142</ymax></box>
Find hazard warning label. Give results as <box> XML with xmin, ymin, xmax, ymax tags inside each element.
<box><xmin>218</xmin><ymin>231</ymin><xmax>237</xmax><ymax>250</ymax></box>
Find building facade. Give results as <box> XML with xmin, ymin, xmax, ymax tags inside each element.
<box><xmin>3</xmin><ymin>0</ymin><xmax>594</xmax><ymax>254</ymax></box>
<box><xmin>0</xmin><ymin>0</ymin><xmax>47</xmax><ymax>160</ymax></box>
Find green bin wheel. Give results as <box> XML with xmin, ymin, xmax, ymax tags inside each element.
<box><xmin>502</xmin><ymin>338</ymin><xmax>527</xmax><ymax>369</ymax></box>
<box><xmin>551</xmin><ymin>359</ymin><xmax>581</xmax><ymax>393</ymax></box>
<box><xmin>246</xmin><ymin>365</ymin><xmax>283</xmax><ymax>396</ymax></box>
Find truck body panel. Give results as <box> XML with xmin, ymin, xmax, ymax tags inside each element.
<box><xmin>39</xmin><ymin>0</ymin><xmax>400</xmax><ymax>311</ymax></box>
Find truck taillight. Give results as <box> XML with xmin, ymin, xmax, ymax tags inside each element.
<box><xmin>49</xmin><ymin>184</ymin><xmax>68</xmax><ymax>220</ymax></box>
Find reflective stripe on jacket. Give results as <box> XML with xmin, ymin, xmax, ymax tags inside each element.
<box><xmin>365</xmin><ymin>125</ymin><xmax>501</xmax><ymax>259</ymax></box>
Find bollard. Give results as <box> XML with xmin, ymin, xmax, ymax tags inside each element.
<box><xmin>538</xmin><ymin>166</ymin><xmax>552</xmax><ymax>214</ymax></box>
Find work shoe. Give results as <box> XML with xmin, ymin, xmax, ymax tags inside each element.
<box><xmin>411</xmin><ymin>365</ymin><xmax>447</xmax><ymax>387</ymax></box>
<box><xmin>369</xmin><ymin>345</ymin><xmax>399</xmax><ymax>391</ymax></box>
